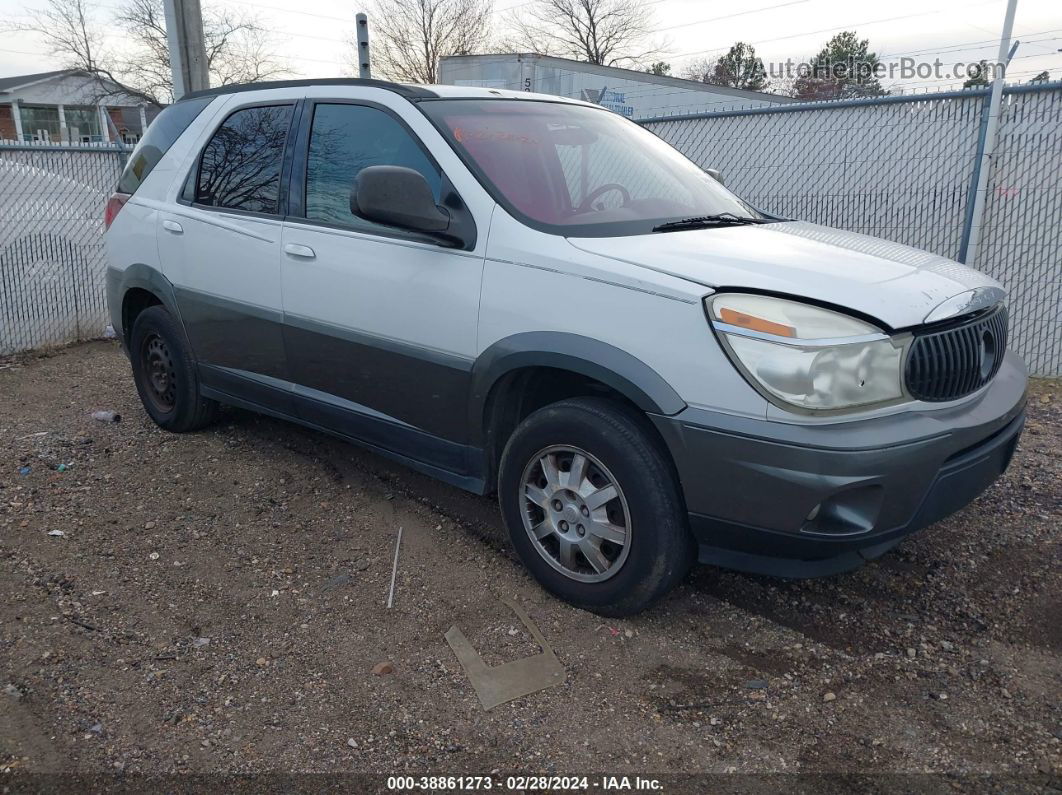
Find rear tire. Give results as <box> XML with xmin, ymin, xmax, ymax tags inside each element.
<box><xmin>498</xmin><ymin>397</ymin><xmax>694</xmax><ymax>616</ymax></box>
<box><xmin>129</xmin><ymin>305</ymin><xmax>218</xmax><ymax>432</ymax></box>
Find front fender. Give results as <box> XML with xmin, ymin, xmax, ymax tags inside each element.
<box><xmin>468</xmin><ymin>331</ymin><xmax>686</xmax><ymax>446</ymax></box>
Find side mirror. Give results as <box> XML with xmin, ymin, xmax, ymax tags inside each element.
<box><xmin>705</xmin><ymin>168</ymin><xmax>724</xmax><ymax>185</ymax></box>
<box><xmin>350</xmin><ymin>165</ymin><xmax>449</xmax><ymax>233</ymax></box>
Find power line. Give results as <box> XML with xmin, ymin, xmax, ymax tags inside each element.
<box><xmin>490</xmin><ymin>0</ymin><xmax>677</xmax><ymax>19</ymax></box>
<box><xmin>877</xmin><ymin>28</ymin><xmax>1062</xmax><ymax>60</ymax></box>
<box><xmin>659</xmin><ymin>0</ymin><xmax>1001</xmax><ymax>60</ymax></box>
<box><xmin>887</xmin><ymin>68</ymin><xmax>1056</xmax><ymax>89</ymax></box>
<box><xmin>217</xmin><ymin>0</ymin><xmax>353</xmax><ymax>24</ymax></box>
<box><xmin>4</xmin><ymin>0</ymin><xmax>1059</xmax><ymax>99</ymax></box>
<box><xmin>655</xmin><ymin>0</ymin><xmax>811</xmax><ymax>34</ymax></box>
<box><xmin>269</xmin><ymin>29</ymin><xmax>350</xmax><ymax>45</ymax></box>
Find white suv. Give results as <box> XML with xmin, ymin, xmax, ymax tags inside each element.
<box><xmin>104</xmin><ymin>79</ymin><xmax>1027</xmax><ymax>615</ymax></box>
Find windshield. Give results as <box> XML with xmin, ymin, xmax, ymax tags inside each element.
<box><xmin>419</xmin><ymin>98</ymin><xmax>764</xmax><ymax>237</ymax></box>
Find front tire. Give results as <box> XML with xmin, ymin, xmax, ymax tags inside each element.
<box><xmin>498</xmin><ymin>397</ymin><xmax>694</xmax><ymax>616</ymax></box>
<box><xmin>129</xmin><ymin>305</ymin><xmax>217</xmax><ymax>432</ymax></box>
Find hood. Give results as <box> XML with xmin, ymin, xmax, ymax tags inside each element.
<box><xmin>567</xmin><ymin>221</ymin><xmax>1001</xmax><ymax>329</ymax></box>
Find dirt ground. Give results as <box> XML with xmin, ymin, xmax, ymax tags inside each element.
<box><xmin>1</xmin><ymin>341</ymin><xmax>1059</xmax><ymax>784</ymax></box>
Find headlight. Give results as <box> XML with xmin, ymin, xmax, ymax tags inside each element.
<box><xmin>707</xmin><ymin>293</ymin><xmax>905</xmax><ymax>411</ymax></box>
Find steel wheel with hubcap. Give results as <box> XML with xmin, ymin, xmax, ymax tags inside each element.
<box><xmin>140</xmin><ymin>333</ymin><xmax>178</xmax><ymax>413</ymax></box>
<box><xmin>129</xmin><ymin>305</ymin><xmax>218</xmax><ymax>432</ymax></box>
<box><xmin>521</xmin><ymin>445</ymin><xmax>631</xmax><ymax>583</ymax></box>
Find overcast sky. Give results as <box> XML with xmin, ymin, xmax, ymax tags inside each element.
<box><xmin>0</xmin><ymin>0</ymin><xmax>1059</xmax><ymax>92</ymax></box>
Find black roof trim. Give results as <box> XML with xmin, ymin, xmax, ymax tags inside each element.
<box><xmin>178</xmin><ymin>78</ymin><xmax>437</xmax><ymax>102</ymax></box>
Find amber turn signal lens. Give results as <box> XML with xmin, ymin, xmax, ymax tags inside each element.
<box><xmin>719</xmin><ymin>307</ymin><xmax>796</xmax><ymax>338</ymax></box>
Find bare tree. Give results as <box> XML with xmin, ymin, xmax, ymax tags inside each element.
<box><xmin>115</xmin><ymin>0</ymin><xmax>290</xmax><ymax>103</ymax></box>
<box><xmin>2</xmin><ymin>0</ymin><xmax>158</xmax><ymax>104</ymax></box>
<box><xmin>365</xmin><ymin>0</ymin><xmax>493</xmax><ymax>84</ymax></box>
<box><xmin>207</xmin><ymin>25</ymin><xmax>288</xmax><ymax>87</ymax></box>
<box><xmin>5</xmin><ymin>0</ymin><xmax>291</xmax><ymax>106</ymax></box>
<box><xmin>111</xmin><ymin>0</ymin><xmax>172</xmax><ymax>102</ymax></box>
<box><xmin>680</xmin><ymin>57</ymin><xmax>711</xmax><ymax>82</ymax></box>
<box><xmin>504</xmin><ymin>0</ymin><xmax>659</xmax><ymax>67</ymax></box>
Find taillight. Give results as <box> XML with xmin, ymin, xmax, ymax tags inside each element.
<box><xmin>104</xmin><ymin>193</ymin><xmax>130</xmax><ymax>231</ymax></box>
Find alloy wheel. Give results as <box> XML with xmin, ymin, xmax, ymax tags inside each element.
<box><xmin>519</xmin><ymin>445</ymin><xmax>632</xmax><ymax>583</ymax></box>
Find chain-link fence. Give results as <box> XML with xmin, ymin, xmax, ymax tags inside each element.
<box><xmin>643</xmin><ymin>82</ymin><xmax>1062</xmax><ymax>376</ymax></box>
<box><xmin>0</xmin><ymin>142</ymin><xmax>128</xmax><ymax>355</ymax></box>
<box><xmin>974</xmin><ymin>87</ymin><xmax>1062</xmax><ymax>377</ymax></box>
<box><xmin>1</xmin><ymin>86</ymin><xmax>1059</xmax><ymax>375</ymax></box>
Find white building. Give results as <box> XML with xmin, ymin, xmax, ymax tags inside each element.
<box><xmin>0</xmin><ymin>70</ymin><xmax>159</xmax><ymax>145</ymax></box>
<box><xmin>438</xmin><ymin>54</ymin><xmax>792</xmax><ymax>120</ymax></box>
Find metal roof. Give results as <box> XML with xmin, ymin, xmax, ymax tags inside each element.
<box><xmin>0</xmin><ymin>69</ymin><xmax>80</xmax><ymax>93</ymax></box>
<box><xmin>439</xmin><ymin>54</ymin><xmax>795</xmax><ymax>104</ymax></box>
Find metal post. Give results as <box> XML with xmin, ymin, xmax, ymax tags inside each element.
<box><xmin>138</xmin><ymin>104</ymin><xmax>148</xmax><ymax>137</ymax></box>
<box><xmin>97</xmin><ymin>104</ymin><xmax>111</xmax><ymax>143</ymax></box>
<box><xmin>11</xmin><ymin>100</ymin><xmax>24</xmax><ymax>142</ymax></box>
<box><xmin>355</xmin><ymin>13</ymin><xmax>371</xmax><ymax>79</ymax></box>
<box><xmin>57</xmin><ymin>104</ymin><xmax>67</xmax><ymax>143</ymax></box>
<box><xmin>959</xmin><ymin>0</ymin><xmax>1018</xmax><ymax>265</ymax></box>
<box><xmin>103</xmin><ymin>108</ymin><xmax>125</xmax><ymax>148</ymax></box>
<box><xmin>163</xmin><ymin>0</ymin><xmax>210</xmax><ymax>100</ymax></box>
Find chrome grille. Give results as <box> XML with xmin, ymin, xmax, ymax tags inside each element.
<box><xmin>905</xmin><ymin>305</ymin><xmax>1008</xmax><ymax>402</ymax></box>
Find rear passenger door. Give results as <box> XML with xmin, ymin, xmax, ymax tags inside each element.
<box><xmin>279</xmin><ymin>98</ymin><xmax>484</xmax><ymax>473</ymax></box>
<box><xmin>157</xmin><ymin>99</ymin><xmax>298</xmax><ymax>411</ymax></box>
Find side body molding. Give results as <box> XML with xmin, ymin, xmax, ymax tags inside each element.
<box><xmin>106</xmin><ymin>263</ymin><xmax>185</xmax><ymax>345</ymax></box>
<box><xmin>468</xmin><ymin>332</ymin><xmax>687</xmax><ymax>446</ymax></box>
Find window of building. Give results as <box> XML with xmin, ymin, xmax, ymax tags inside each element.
<box><xmin>19</xmin><ymin>106</ymin><xmax>61</xmax><ymax>141</ymax></box>
<box><xmin>64</xmin><ymin>106</ymin><xmax>101</xmax><ymax>141</ymax></box>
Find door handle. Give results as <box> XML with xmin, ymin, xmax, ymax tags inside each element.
<box><xmin>284</xmin><ymin>243</ymin><xmax>316</xmax><ymax>259</ymax></box>
<box><xmin>162</xmin><ymin>219</ymin><xmax>183</xmax><ymax>234</ymax></box>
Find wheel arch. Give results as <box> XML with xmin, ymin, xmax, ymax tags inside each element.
<box><xmin>107</xmin><ymin>264</ymin><xmax>183</xmax><ymax>349</ymax></box>
<box><xmin>469</xmin><ymin>333</ymin><xmax>686</xmax><ymax>461</ymax></box>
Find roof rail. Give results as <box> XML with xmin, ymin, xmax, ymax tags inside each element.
<box><xmin>178</xmin><ymin>78</ymin><xmax>437</xmax><ymax>102</ymax></box>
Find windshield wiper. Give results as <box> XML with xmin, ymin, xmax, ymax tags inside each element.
<box><xmin>652</xmin><ymin>213</ymin><xmax>766</xmax><ymax>232</ymax></box>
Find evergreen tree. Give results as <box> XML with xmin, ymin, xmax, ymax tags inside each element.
<box><xmin>793</xmin><ymin>31</ymin><xmax>886</xmax><ymax>100</ymax></box>
<box><xmin>706</xmin><ymin>42</ymin><xmax>768</xmax><ymax>91</ymax></box>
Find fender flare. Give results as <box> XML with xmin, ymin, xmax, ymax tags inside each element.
<box><xmin>468</xmin><ymin>332</ymin><xmax>686</xmax><ymax>446</ymax></box>
<box><xmin>106</xmin><ymin>263</ymin><xmax>183</xmax><ymax>342</ymax></box>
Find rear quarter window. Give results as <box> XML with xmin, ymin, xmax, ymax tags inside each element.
<box><xmin>117</xmin><ymin>97</ymin><xmax>214</xmax><ymax>195</ymax></box>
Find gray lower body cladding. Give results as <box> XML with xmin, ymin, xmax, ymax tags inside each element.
<box><xmin>650</xmin><ymin>351</ymin><xmax>1028</xmax><ymax>578</ymax></box>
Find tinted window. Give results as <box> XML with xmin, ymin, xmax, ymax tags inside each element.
<box><xmin>420</xmin><ymin>99</ymin><xmax>762</xmax><ymax>237</ymax></box>
<box><xmin>117</xmin><ymin>97</ymin><xmax>212</xmax><ymax>194</ymax></box>
<box><xmin>196</xmin><ymin>104</ymin><xmax>293</xmax><ymax>214</ymax></box>
<box><xmin>305</xmin><ymin>103</ymin><xmax>441</xmax><ymax>227</ymax></box>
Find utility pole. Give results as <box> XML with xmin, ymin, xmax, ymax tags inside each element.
<box><xmin>960</xmin><ymin>0</ymin><xmax>1018</xmax><ymax>266</ymax></box>
<box><xmin>355</xmin><ymin>13</ymin><xmax>371</xmax><ymax>79</ymax></box>
<box><xmin>163</xmin><ymin>0</ymin><xmax>210</xmax><ymax>100</ymax></box>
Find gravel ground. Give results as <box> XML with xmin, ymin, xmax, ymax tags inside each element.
<box><xmin>1</xmin><ymin>341</ymin><xmax>1059</xmax><ymax>782</ymax></box>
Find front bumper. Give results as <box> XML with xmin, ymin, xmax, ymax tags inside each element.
<box><xmin>650</xmin><ymin>351</ymin><xmax>1028</xmax><ymax>578</ymax></box>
